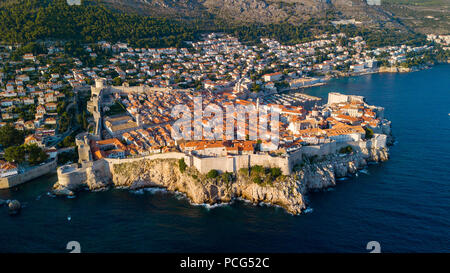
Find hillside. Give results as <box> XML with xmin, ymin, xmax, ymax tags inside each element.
<box><xmin>0</xmin><ymin>0</ymin><xmax>430</xmax><ymax>48</ymax></box>
<box><xmin>101</xmin><ymin>0</ymin><xmax>449</xmax><ymax>34</ymax></box>
<box><xmin>382</xmin><ymin>0</ymin><xmax>450</xmax><ymax>34</ymax></box>
<box><xmin>102</xmin><ymin>0</ymin><xmax>405</xmax><ymax>28</ymax></box>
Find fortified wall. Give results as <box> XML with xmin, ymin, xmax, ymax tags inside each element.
<box><xmin>56</xmin><ymin>134</ymin><xmax>387</xmax><ymax>187</ymax></box>
<box><xmin>0</xmin><ymin>159</ymin><xmax>57</xmax><ymax>189</ymax></box>
<box><xmin>187</xmin><ymin>153</ymin><xmax>291</xmax><ymax>175</ymax></box>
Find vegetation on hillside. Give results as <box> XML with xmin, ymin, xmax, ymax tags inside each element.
<box><xmin>0</xmin><ymin>0</ymin><xmax>431</xmax><ymax>49</ymax></box>
<box><xmin>239</xmin><ymin>165</ymin><xmax>283</xmax><ymax>186</ymax></box>
<box><xmin>0</xmin><ymin>0</ymin><xmax>195</xmax><ymax>47</ymax></box>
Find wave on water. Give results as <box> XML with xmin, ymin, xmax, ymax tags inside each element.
<box><xmin>359</xmin><ymin>168</ymin><xmax>370</xmax><ymax>175</ymax></box>
<box><xmin>173</xmin><ymin>191</ymin><xmax>190</xmax><ymax>201</ymax></box>
<box><xmin>304</xmin><ymin>207</ymin><xmax>314</xmax><ymax>214</ymax></box>
<box><xmin>130</xmin><ymin>189</ymin><xmax>145</xmax><ymax>195</ymax></box>
<box><xmin>92</xmin><ymin>188</ymin><xmax>108</xmax><ymax>192</ymax></box>
<box><xmin>46</xmin><ymin>191</ymin><xmax>56</xmax><ymax>198</ymax></box>
<box><xmin>234</xmin><ymin>197</ymin><xmax>252</xmax><ymax>203</ymax></box>
<box><xmin>144</xmin><ymin>187</ymin><xmax>168</xmax><ymax>194</ymax></box>
<box><xmin>337</xmin><ymin>177</ymin><xmax>349</xmax><ymax>181</ymax></box>
<box><xmin>258</xmin><ymin>201</ymin><xmax>282</xmax><ymax>209</ymax></box>
<box><xmin>190</xmin><ymin>202</ymin><xmax>231</xmax><ymax>210</ymax></box>
<box><xmin>128</xmin><ymin>187</ymin><xmax>170</xmax><ymax>195</ymax></box>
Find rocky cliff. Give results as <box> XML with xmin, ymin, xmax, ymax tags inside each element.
<box><xmin>111</xmin><ymin>159</ymin><xmax>307</xmax><ymax>214</ymax></box>
<box><xmin>297</xmin><ymin>147</ymin><xmax>388</xmax><ymax>191</ymax></box>
<box><xmin>53</xmin><ymin>145</ymin><xmax>389</xmax><ymax>215</ymax></box>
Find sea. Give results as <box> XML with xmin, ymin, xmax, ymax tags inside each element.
<box><xmin>1</xmin><ymin>65</ymin><xmax>449</xmax><ymax>253</ymax></box>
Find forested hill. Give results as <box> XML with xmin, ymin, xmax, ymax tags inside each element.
<box><xmin>0</xmin><ymin>0</ymin><xmax>195</xmax><ymax>47</ymax></box>
<box><xmin>0</xmin><ymin>0</ymin><xmax>338</xmax><ymax>47</ymax></box>
<box><xmin>0</xmin><ymin>0</ymin><xmax>427</xmax><ymax>48</ymax></box>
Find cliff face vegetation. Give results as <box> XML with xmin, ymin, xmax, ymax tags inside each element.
<box><xmin>111</xmin><ymin>159</ymin><xmax>307</xmax><ymax>214</ymax></box>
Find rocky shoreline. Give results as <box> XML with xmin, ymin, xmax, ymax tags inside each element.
<box><xmin>52</xmin><ymin>145</ymin><xmax>389</xmax><ymax>215</ymax></box>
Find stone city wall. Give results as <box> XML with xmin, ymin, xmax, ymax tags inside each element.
<box><xmin>0</xmin><ymin>159</ymin><xmax>57</xmax><ymax>189</ymax></box>
<box><xmin>56</xmin><ymin>135</ymin><xmax>387</xmax><ymax>186</ymax></box>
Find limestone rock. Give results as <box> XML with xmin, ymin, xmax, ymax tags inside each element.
<box><xmin>52</xmin><ymin>187</ymin><xmax>75</xmax><ymax>196</ymax></box>
<box><xmin>111</xmin><ymin>159</ymin><xmax>306</xmax><ymax>214</ymax></box>
<box><xmin>8</xmin><ymin>200</ymin><xmax>21</xmax><ymax>215</ymax></box>
<box><xmin>85</xmin><ymin>167</ymin><xmax>111</xmax><ymax>191</ymax></box>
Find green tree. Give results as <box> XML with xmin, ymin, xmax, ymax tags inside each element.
<box><xmin>61</xmin><ymin>135</ymin><xmax>75</xmax><ymax>148</ymax></box>
<box><xmin>0</xmin><ymin>124</ymin><xmax>24</xmax><ymax>148</ymax></box>
<box><xmin>4</xmin><ymin>145</ymin><xmax>25</xmax><ymax>164</ymax></box>
<box><xmin>270</xmin><ymin>167</ymin><xmax>282</xmax><ymax>179</ymax></box>
<box><xmin>365</xmin><ymin>127</ymin><xmax>374</xmax><ymax>139</ymax></box>
<box><xmin>24</xmin><ymin>144</ymin><xmax>49</xmax><ymax>166</ymax></box>
<box><xmin>339</xmin><ymin>145</ymin><xmax>353</xmax><ymax>154</ymax></box>
<box><xmin>207</xmin><ymin>169</ymin><xmax>219</xmax><ymax>179</ymax></box>
<box><xmin>112</xmin><ymin>76</ymin><xmax>122</xmax><ymax>86</ymax></box>
<box><xmin>250</xmin><ymin>165</ymin><xmax>264</xmax><ymax>174</ymax></box>
<box><xmin>221</xmin><ymin>172</ymin><xmax>233</xmax><ymax>183</ymax></box>
<box><xmin>178</xmin><ymin>158</ymin><xmax>187</xmax><ymax>173</ymax></box>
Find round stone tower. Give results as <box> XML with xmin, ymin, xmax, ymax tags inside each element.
<box><xmin>95</xmin><ymin>78</ymin><xmax>106</xmax><ymax>89</ymax></box>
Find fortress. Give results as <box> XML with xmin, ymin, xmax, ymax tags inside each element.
<box><xmin>87</xmin><ymin>79</ymin><xmax>176</xmax><ymax>137</ymax></box>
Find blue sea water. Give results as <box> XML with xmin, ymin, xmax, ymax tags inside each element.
<box><xmin>1</xmin><ymin>65</ymin><xmax>450</xmax><ymax>253</ymax></box>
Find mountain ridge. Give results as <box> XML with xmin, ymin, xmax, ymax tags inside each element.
<box><xmin>101</xmin><ymin>0</ymin><xmax>400</xmax><ymax>27</ymax></box>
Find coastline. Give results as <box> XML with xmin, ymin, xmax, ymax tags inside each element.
<box><xmin>275</xmin><ymin>64</ymin><xmax>439</xmax><ymax>96</ymax></box>
<box><xmin>52</xmin><ymin>137</ymin><xmax>390</xmax><ymax>215</ymax></box>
